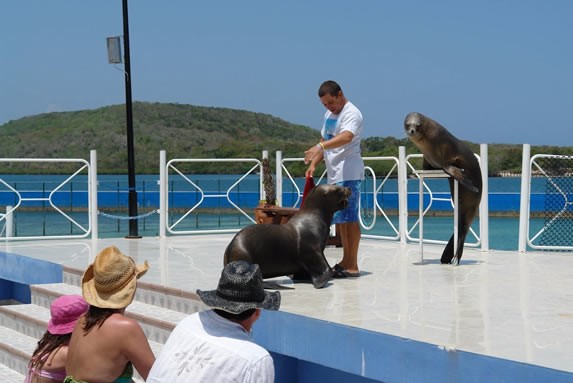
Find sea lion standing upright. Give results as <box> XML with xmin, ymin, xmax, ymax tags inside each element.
<box><xmin>404</xmin><ymin>112</ymin><xmax>483</xmax><ymax>264</ymax></box>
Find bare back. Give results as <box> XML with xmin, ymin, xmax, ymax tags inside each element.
<box><xmin>66</xmin><ymin>313</ymin><xmax>155</xmax><ymax>382</ymax></box>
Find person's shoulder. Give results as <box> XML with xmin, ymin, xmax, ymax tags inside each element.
<box><xmin>344</xmin><ymin>101</ymin><xmax>362</xmax><ymax>116</ymax></box>
<box><xmin>175</xmin><ymin>311</ymin><xmax>201</xmax><ymax>327</ymax></box>
<box><xmin>104</xmin><ymin>313</ymin><xmax>144</xmax><ymax>334</ymax></box>
<box><xmin>47</xmin><ymin>344</ymin><xmax>69</xmax><ymax>369</ymax></box>
<box><xmin>340</xmin><ymin>102</ymin><xmax>363</xmax><ymax>124</ymax></box>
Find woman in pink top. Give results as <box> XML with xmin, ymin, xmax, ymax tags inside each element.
<box><xmin>25</xmin><ymin>294</ymin><xmax>88</xmax><ymax>383</ymax></box>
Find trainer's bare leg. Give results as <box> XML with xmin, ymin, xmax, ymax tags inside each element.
<box><xmin>337</xmin><ymin>222</ymin><xmax>360</xmax><ymax>273</ymax></box>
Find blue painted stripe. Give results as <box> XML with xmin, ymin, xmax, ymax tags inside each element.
<box><xmin>253</xmin><ymin>310</ymin><xmax>572</xmax><ymax>383</ymax></box>
<box><xmin>0</xmin><ymin>251</ymin><xmax>62</xmax><ymax>285</ymax></box>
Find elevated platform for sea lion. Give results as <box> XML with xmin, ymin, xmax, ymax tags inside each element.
<box><xmin>0</xmin><ymin>235</ymin><xmax>571</xmax><ymax>382</ymax></box>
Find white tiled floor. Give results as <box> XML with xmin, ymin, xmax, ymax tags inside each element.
<box><xmin>1</xmin><ymin>235</ymin><xmax>572</xmax><ymax>374</ymax></box>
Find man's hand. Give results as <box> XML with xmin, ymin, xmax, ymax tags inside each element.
<box><xmin>305</xmin><ymin>164</ymin><xmax>316</xmax><ymax>178</ymax></box>
<box><xmin>304</xmin><ymin>143</ymin><xmax>323</xmax><ymax>164</ymax></box>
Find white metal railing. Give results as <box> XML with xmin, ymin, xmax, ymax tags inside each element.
<box><xmin>0</xmin><ymin>151</ymin><xmax>96</xmax><ymax>240</ymax></box>
<box><xmin>276</xmin><ymin>148</ymin><xmax>488</xmax><ymax>248</ymax></box>
<box><xmin>9</xmin><ymin>144</ymin><xmax>573</xmax><ymax>254</ymax></box>
<box><xmin>519</xmin><ymin>144</ymin><xmax>573</xmax><ymax>251</ymax></box>
<box><xmin>404</xmin><ymin>153</ymin><xmax>482</xmax><ymax>249</ymax></box>
<box><xmin>415</xmin><ymin>169</ymin><xmax>459</xmax><ymax>263</ymax></box>
<box><xmin>275</xmin><ymin>151</ymin><xmax>327</xmax><ymax>208</ymax></box>
<box><xmin>276</xmin><ymin>152</ymin><xmax>401</xmax><ymax>240</ymax></box>
<box><xmin>360</xmin><ymin>156</ymin><xmax>401</xmax><ymax>241</ymax></box>
<box><xmin>159</xmin><ymin>150</ymin><xmax>263</xmax><ymax>236</ymax></box>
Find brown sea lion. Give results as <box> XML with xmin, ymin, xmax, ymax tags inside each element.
<box><xmin>404</xmin><ymin>112</ymin><xmax>482</xmax><ymax>264</ymax></box>
<box><xmin>224</xmin><ymin>184</ymin><xmax>351</xmax><ymax>288</ymax></box>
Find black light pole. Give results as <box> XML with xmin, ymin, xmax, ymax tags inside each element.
<box><xmin>122</xmin><ymin>0</ymin><xmax>140</xmax><ymax>238</ymax></box>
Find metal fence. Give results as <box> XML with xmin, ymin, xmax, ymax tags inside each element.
<box><xmin>1</xmin><ymin>145</ymin><xmax>570</xmax><ymax>253</ymax></box>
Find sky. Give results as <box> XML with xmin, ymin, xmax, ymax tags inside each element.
<box><xmin>1</xmin><ymin>1</ymin><xmax>572</xmax><ymax>146</ymax></box>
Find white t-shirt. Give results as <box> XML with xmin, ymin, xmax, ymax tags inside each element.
<box><xmin>146</xmin><ymin>310</ymin><xmax>275</xmax><ymax>383</ymax></box>
<box><xmin>321</xmin><ymin>101</ymin><xmax>364</xmax><ymax>183</ymax></box>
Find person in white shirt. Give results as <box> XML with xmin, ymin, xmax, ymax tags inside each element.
<box><xmin>146</xmin><ymin>261</ymin><xmax>281</xmax><ymax>383</ymax></box>
<box><xmin>304</xmin><ymin>80</ymin><xmax>364</xmax><ymax>278</ymax></box>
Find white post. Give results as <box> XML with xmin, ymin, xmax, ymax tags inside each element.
<box><xmin>479</xmin><ymin>144</ymin><xmax>489</xmax><ymax>251</ymax></box>
<box><xmin>398</xmin><ymin>146</ymin><xmax>408</xmax><ymax>244</ymax></box>
<box><xmin>453</xmin><ymin>179</ymin><xmax>459</xmax><ymax>263</ymax></box>
<box><xmin>518</xmin><ymin>144</ymin><xmax>531</xmax><ymax>252</ymax></box>
<box><xmin>419</xmin><ymin>172</ymin><xmax>424</xmax><ymax>261</ymax></box>
<box><xmin>261</xmin><ymin>150</ymin><xmax>268</xmax><ymax>204</ymax></box>
<box><xmin>5</xmin><ymin>206</ymin><xmax>13</xmax><ymax>238</ymax></box>
<box><xmin>276</xmin><ymin>151</ymin><xmax>283</xmax><ymax>207</ymax></box>
<box><xmin>416</xmin><ymin>170</ymin><xmax>455</xmax><ymax>263</ymax></box>
<box><xmin>90</xmin><ymin>150</ymin><xmax>98</xmax><ymax>239</ymax></box>
<box><xmin>159</xmin><ymin>150</ymin><xmax>167</xmax><ymax>238</ymax></box>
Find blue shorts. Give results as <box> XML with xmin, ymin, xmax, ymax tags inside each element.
<box><xmin>332</xmin><ymin>180</ymin><xmax>361</xmax><ymax>224</ymax></box>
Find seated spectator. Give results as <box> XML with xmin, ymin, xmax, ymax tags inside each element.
<box><xmin>146</xmin><ymin>260</ymin><xmax>281</xmax><ymax>383</ymax></box>
<box><xmin>25</xmin><ymin>294</ymin><xmax>88</xmax><ymax>383</ymax></box>
<box><xmin>64</xmin><ymin>245</ymin><xmax>155</xmax><ymax>383</ymax></box>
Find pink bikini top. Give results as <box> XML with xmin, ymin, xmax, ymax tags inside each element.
<box><xmin>25</xmin><ymin>366</ymin><xmax>67</xmax><ymax>383</ymax></box>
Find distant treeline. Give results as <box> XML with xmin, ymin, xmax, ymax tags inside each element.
<box><xmin>1</xmin><ymin>102</ymin><xmax>571</xmax><ymax>176</ymax></box>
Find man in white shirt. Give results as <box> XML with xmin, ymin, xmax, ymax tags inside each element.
<box><xmin>304</xmin><ymin>80</ymin><xmax>364</xmax><ymax>278</ymax></box>
<box><xmin>146</xmin><ymin>261</ymin><xmax>281</xmax><ymax>383</ymax></box>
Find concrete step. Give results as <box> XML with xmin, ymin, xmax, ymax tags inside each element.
<box><xmin>0</xmin><ymin>303</ymin><xmax>50</xmax><ymax>340</ymax></box>
<box><xmin>30</xmin><ymin>283</ymin><xmax>191</xmax><ymax>344</ymax></box>
<box><xmin>0</xmin><ymin>325</ymin><xmax>37</xmax><ymax>376</ymax></box>
<box><xmin>63</xmin><ymin>266</ymin><xmax>207</xmax><ymax>314</ymax></box>
<box><xmin>0</xmin><ymin>361</ymin><xmax>26</xmax><ymax>383</ymax></box>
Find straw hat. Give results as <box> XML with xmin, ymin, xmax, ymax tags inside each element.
<box><xmin>47</xmin><ymin>294</ymin><xmax>88</xmax><ymax>335</ymax></box>
<box><xmin>82</xmin><ymin>246</ymin><xmax>149</xmax><ymax>309</ymax></box>
<box><xmin>197</xmin><ymin>261</ymin><xmax>280</xmax><ymax>314</ymax></box>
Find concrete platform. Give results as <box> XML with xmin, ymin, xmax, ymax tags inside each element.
<box><xmin>0</xmin><ymin>235</ymin><xmax>571</xmax><ymax>382</ymax></box>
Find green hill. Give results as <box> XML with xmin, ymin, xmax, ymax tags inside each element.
<box><xmin>0</xmin><ymin>102</ymin><xmax>321</xmax><ymax>174</ymax></box>
<box><xmin>0</xmin><ymin>102</ymin><xmax>571</xmax><ymax>175</ymax></box>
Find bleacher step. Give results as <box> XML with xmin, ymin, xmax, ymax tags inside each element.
<box><xmin>30</xmin><ymin>283</ymin><xmax>191</xmax><ymax>344</ymax></box>
<box><xmin>0</xmin><ymin>326</ymin><xmax>39</xmax><ymax>375</ymax></box>
<box><xmin>0</xmin><ymin>362</ymin><xmax>25</xmax><ymax>383</ymax></box>
<box><xmin>0</xmin><ymin>303</ymin><xmax>51</xmax><ymax>340</ymax></box>
<box><xmin>63</xmin><ymin>266</ymin><xmax>207</xmax><ymax>314</ymax></box>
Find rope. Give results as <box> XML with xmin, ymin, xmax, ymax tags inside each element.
<box><xmin>98</xmin><ymin>209</ymin><xmax>159</xmax><ymax>221</ymax></box>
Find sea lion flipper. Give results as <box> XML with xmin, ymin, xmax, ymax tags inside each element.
<box><xmin>443</xmin><ymin>166</ymin><xmax>479</xmax><ymax>193</ymax></box>
<box><xmin>262</xmin><ymin>281</ymin><xmax>294</xmax><ymax>290</ymax></box>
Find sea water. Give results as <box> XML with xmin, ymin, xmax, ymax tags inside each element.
<box><xmin>0</xmin><ymin>175</ymin><xmax>557</xmax><ymax>251</ymax></box>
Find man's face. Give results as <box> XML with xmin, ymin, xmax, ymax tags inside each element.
<box><xmin>320</xmin><ymin>91</ymin><xmax>345</xmax><ymax>114</ymax></box>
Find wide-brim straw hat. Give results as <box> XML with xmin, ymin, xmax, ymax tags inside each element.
<box><xmin>197</xmin><ymin>261</ymin><xmax>280</xmax><ymax>314</ymax></box>
<box><xmin>82</xmin><ymin>246</ymin><xmax>149</xmax><ymax>309</ymax></box>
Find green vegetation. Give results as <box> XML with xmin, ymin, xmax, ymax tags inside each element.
<box><xmin>1</xmin><ymin>102</ymin><xmax>571</xmax><ymax>175</ymax></box>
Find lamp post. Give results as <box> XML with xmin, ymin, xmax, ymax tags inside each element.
<box><xmin>122</xmin><ymin>0</ymin><xmax>140</xmax><ymax>238</ymax></box>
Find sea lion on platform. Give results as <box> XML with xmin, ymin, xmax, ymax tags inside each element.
<box><xmin>224</xmin><ymin>184</ymin><xmax>351</xmax><ymax>288</ymax></box>
<box><xmin>404</xmin><ymin>112</ymin><xmax>483</xmax><ymax>264</ymax></box>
